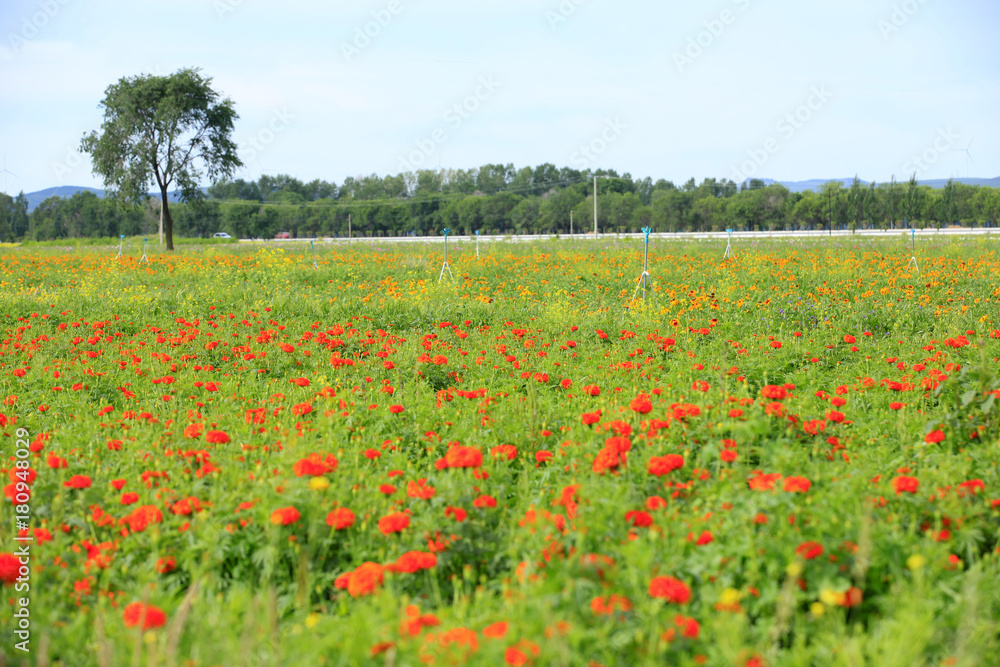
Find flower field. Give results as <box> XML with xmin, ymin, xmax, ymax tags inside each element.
<box><xmin>2</xmin><ymin>236</ymin><xmax>1000</xmax><ymax>666</ymax></box>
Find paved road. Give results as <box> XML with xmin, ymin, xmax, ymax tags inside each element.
<box><xmin>241</xmin><ymin>227</ymin><xmax>999</xmax><ymax>245</ymax></box>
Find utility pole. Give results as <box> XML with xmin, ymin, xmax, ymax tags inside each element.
<box><xmin>593</xmin><ymin>176</ymin><xmax>598</xmax><ymax>236</ymax></box>
<box><xmin>570</xmin><ymin>210</ymin><xmax>573</xmax><ymax>235</ymax></box>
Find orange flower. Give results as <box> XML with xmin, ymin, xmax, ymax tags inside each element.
<box><xmin>783</xmin><ymin>476</ymin><xmax>811</xmax><ymax>493</ymax></box>
<box><xmin>483</xmin><ymin>621</ymin><xmax>509</xmax><ymax>639</ymax></box>
<box><xmin>346</xmin><ymin>562</ymin><xmax>384</xmax><ymax>597</ymax></box>
<box><xmin>270</xmin><ymin>506</ymin><xmax>301</xmax><ymax>526</ymax></box>
<box><xmin>205</xmin><ymin>430</ymin><xmax>230</xmax><ymax>444</ymax></box>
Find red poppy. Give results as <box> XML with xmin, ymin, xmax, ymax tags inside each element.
<box><xmin>0</xmin><ymin>553</ymin><xmax>21</xmax><ymax>585</ymax></box>
<box><xmin>629</xmin><ymin>394</ymin><xmax>653</xmax><ymax>414</ymax></box>
<box><xmin>205</xmin><ymin>430</ymin><xmax>230</xmax><ymax>444</ymax></box>
<box><xmin>64</xmin><ymin>475</ymin><xmax>92</xmax><ymax>489</ymax></box>
<box><xmin>625</xmin><ymin>510</ymin><xmax>653</xmax><ymax>528</ymax></box>
<box><xmin>795</xmin><ymin>541</ymin><xmax>824</xmax><ymax>560</ymax></box>
<box><xmin>783</xmin><ymin>476</ymin><xmax>811</xmax><ymax>493</ymax></box>
<box><xmin>378</xmin><ymin>511</ymin><xmax>410</xmax><ymax>535</ymax></box>
<box><xmin>123</xmin><ymin>602</ymin><xmax>167</xmax><ymax>630</ymax></box>
<box><xmin>761</xmin><ymin>385</ymin><xmax>787</xmax><ymax>400</ymax></box>
<box><xmin>648</xmin><ymin>576</ymin><xmax>691</xmax><ymax>603</ymax></box>
<box><xmin>647</xmin><ymin>454</ymin><xmax>684</xmax><ymax>476</ymax></box>
<box><xmin>270</xmin><ymin>506</ymin><xmax>301</xmax><ymax>526</ymax></box>
<box><xmin>326</xmin><ymin>508</ymin><xmax>355</xmax><ymax>530</ymax></box>
<box><xmin>925</xmin><ymin>429</ymin><xmax>945</xmax><ymax>444</ymax></box>
<box><xmin>893</xmin><ymin>475</ymin><xmax>919</xmax><ymax>495</ymax></box>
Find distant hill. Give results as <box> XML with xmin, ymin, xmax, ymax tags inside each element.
<box><xmin>25</xmin><ymin>187</ymin><xmax>189</xmax><ymax>213</ymax></box>
<box><xmin>751</xmin><ymin>177</ymin><xmax>1000</xmax><ymax>193</ymax></box>
<box><xmin>23</xmin><ymin>177</ymin><xmax>1000</xmax><ymax>212</ymax></box>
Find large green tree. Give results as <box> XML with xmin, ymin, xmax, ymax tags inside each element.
<box><xmin>80</xmin><ymin>67</ymin><xmax>241</xmax><ymax>250</ymax></box>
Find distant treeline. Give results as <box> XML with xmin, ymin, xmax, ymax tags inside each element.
<box><xmin>4</xmin><ymin>164</ymin><xmax>1000</xmax><ymax>242</ymax></box>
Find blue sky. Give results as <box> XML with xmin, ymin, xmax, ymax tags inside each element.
<box><xmin>1</xmin><ymin>0</ymin><xmax>998</xmax><ymax>194</ymax></box>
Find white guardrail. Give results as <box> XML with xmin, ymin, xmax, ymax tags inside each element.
<box><xmin>240</xmin><ymin>227</ymin><xmax>999</xmax><ymax>244</ymax></box>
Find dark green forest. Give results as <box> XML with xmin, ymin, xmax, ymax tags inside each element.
<box><xmin>4</xmin><ymin>165</ymin><xmax>1000</xmax><ymax>242</ymax></box>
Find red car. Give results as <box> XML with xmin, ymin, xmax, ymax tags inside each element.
<box><xmin>275</xmin><ymin>231</ymin><xmax>291</xmax><ymax>239</ymax></box>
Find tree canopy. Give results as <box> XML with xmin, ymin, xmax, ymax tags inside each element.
<box><xmin>79</xmin><ymin>67</ymin><xmax>242</xmax><ymax>250</ymax></box>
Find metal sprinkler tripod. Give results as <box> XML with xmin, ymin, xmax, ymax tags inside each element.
<box><xmin>115</xmin><ymin>235</ymin><xmax>125</xmax><ymax>259</ymax></box>
<box><xmin>625</xmin><ymin>226</ymin><xmax>655</xmax><ymax>311</ymax></box>
<box><xmin>438</xmin><ymin>228</ymin><xmax>455</xmax><ymax>281</ymax></box>
<box><xmin>723</xmin><ymin>228</ymin><xmax>736</xmax><ymax>261</ymax></box>
<box><xmin>138</xmin><ymin>238</ymin><xmax>150</xmax><ymax>264</ymax></box>
<box><xmin>906</xmin><ymin>225</ymin><xmax>919</xmax><ymax>274</ymax></box>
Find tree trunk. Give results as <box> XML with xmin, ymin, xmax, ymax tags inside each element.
<box><xmin>160</xmin><ymin>185</ymin><xmax>174</xmax><ymax>251</ymax></box>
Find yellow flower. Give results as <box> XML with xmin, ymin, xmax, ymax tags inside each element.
<box><xmin>810</xmin><ymin>602</ymin><xmax>825</xmax><ymax>617</ymax></box>
<box><xmin>907</xmin><ymin>554</ymin><xmax>926</xmax><ymax>570</ymax></box>
<box><xmin>309</xmin><ymin>476</ymin><xmax>330</xmax><ymax>491</ymax></box>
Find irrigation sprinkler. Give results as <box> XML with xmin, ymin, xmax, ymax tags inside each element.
<box><xmin>625</xmin><ymin>226</ymin><xmax>655</xmax><ymax>312</ymax></box>
<box><xmin>139</xmin><ymin>238</ymin><xmax>150</xmax><ymax>264</ymax></box>
<box><xmin>310</xmin><ymin>240</ymin><xmax>318</xmax><ymax>269</ymax></box>
<box><xmin>723</xmin><ymin>229</ymin><xmax>736</xmax><ymax>261</ymax></box>
<box><xmin>115</xmin><ymin>235</ymin><xmax>124</xmax><ymax>259</ymax></box>
<box><xmin>438</xmin><ymin>228</ymin><xmax>454</xmax><ymax>282</ymax></box>
<box><xmin>906</xmin><ymin>223</ymin><xmax>919</xmax><ymax>274</ymax></box>
<box><xmin>475</xmin><ymin>230</ymin><xmax>480</xmax><ymax>259</ymax></box>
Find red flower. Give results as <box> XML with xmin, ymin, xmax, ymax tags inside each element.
<box><xmin>761</xmin><ymin>385</ymin><xmax>787</xmax><ymax>400</ymax></box>
<box><xmin>445</xmin><ymin>506</ymin><xmax>468</xmax><ymax>522</ymax></box>
<box><xmin>581</xmin><ymin>410</ymin><xmax>602</xmax><ymax>426</ymax></box>
<box><xmin>346</xmin><ymin>562</ymin><xmax>384</xmax><ymax>597</ymax></box>
<box><xmin>582</xmin><ymin>384</ymin><xmax>601</xmax><ymax>397</ymax></box>
<box><xmin>629</xmin><ymin>393</ymin><xmax>653</xmax><ymax>414</ymax></box>
<box><xmin>389</xmin><ymin>404</ymin><xmax>405</xmax><ymax>414</ymax></box>
<box><xmin>64</xmin><ymin>475</ymin><xmax>92</xmax><ymax>489</ymax></box>
<box><xmin>123</xmin><ymin>602</ymin><xmax>167</xmax><ymax>630</ymax></box>
<box><xmin>783</xmin><ymin>476</ymin><xmax>811</xmax><ymax>493</ymax></box>
<box><xmin>924</xmin><ymin>429</ymin><xmax>945</xmax><ymax>444</ymax></box>
<box><xmin>625</xmin><ymin>510</ymin><xmax>653</xmax><ymax>528</ymax></box>
<box><xmin>795</xmin><ymin>541</ymin><xmax>824</xmax><ymax>560</ymax></box>
<box><xmin>649</xmin><ymin>576</ymin><xmax>691</xmax><ymax>604</ymax></box>
<box><xmin>270</xmin><ymin>506</ymin><xmax>301</xmax><ymax>526</ymax></box>
<box><xmin>473</xmin><ymin>495</ymin><xmax>497</xmax><ymax>509</ymax></box>
<box><xmin>769</xmin><ymin>341</ymin><xmax>782</xmax><ymax>349</ymax></box>
<box><xmin>378</xmin><ymin>511</ymin><xmax>410</xmax><ymax>535</ymax></box>
<box><xmin>326</xmin><ymin>508</ymin><xmax>355</xmax><ymax>530</ymax></box>
<box><xmin>892</xmin><ymin>475</ymin><xmax>919</xmax><ymax>495</ymax></box>
<box><xmin>748</xmin><ymin>472</ymin><xmax>782</xmax><ymax>491</ymax></box>
<box><xmin>205</xmin><ymin>430</ymin><xmax>230</xmax><ymax>444</ymax></box>
<box><xmin>443</xmin><ymin>445</ymin><xmax>483</xmax><ymax>469</ymax></box>
<box><xmin>0</xmin><ymin>553</ymin><xmax>21</xmax><ymax>585</ymax></box>
<box><xmin>647</xmin><ymin>454</ymin><xmax>684</xmax><ymax>476</ymax></box>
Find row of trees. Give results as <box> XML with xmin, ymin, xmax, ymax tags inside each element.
<box><xmin>12</xmin><ymin>168</ymin><xmax>1000</xmax><ymax>242</ymax></box>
